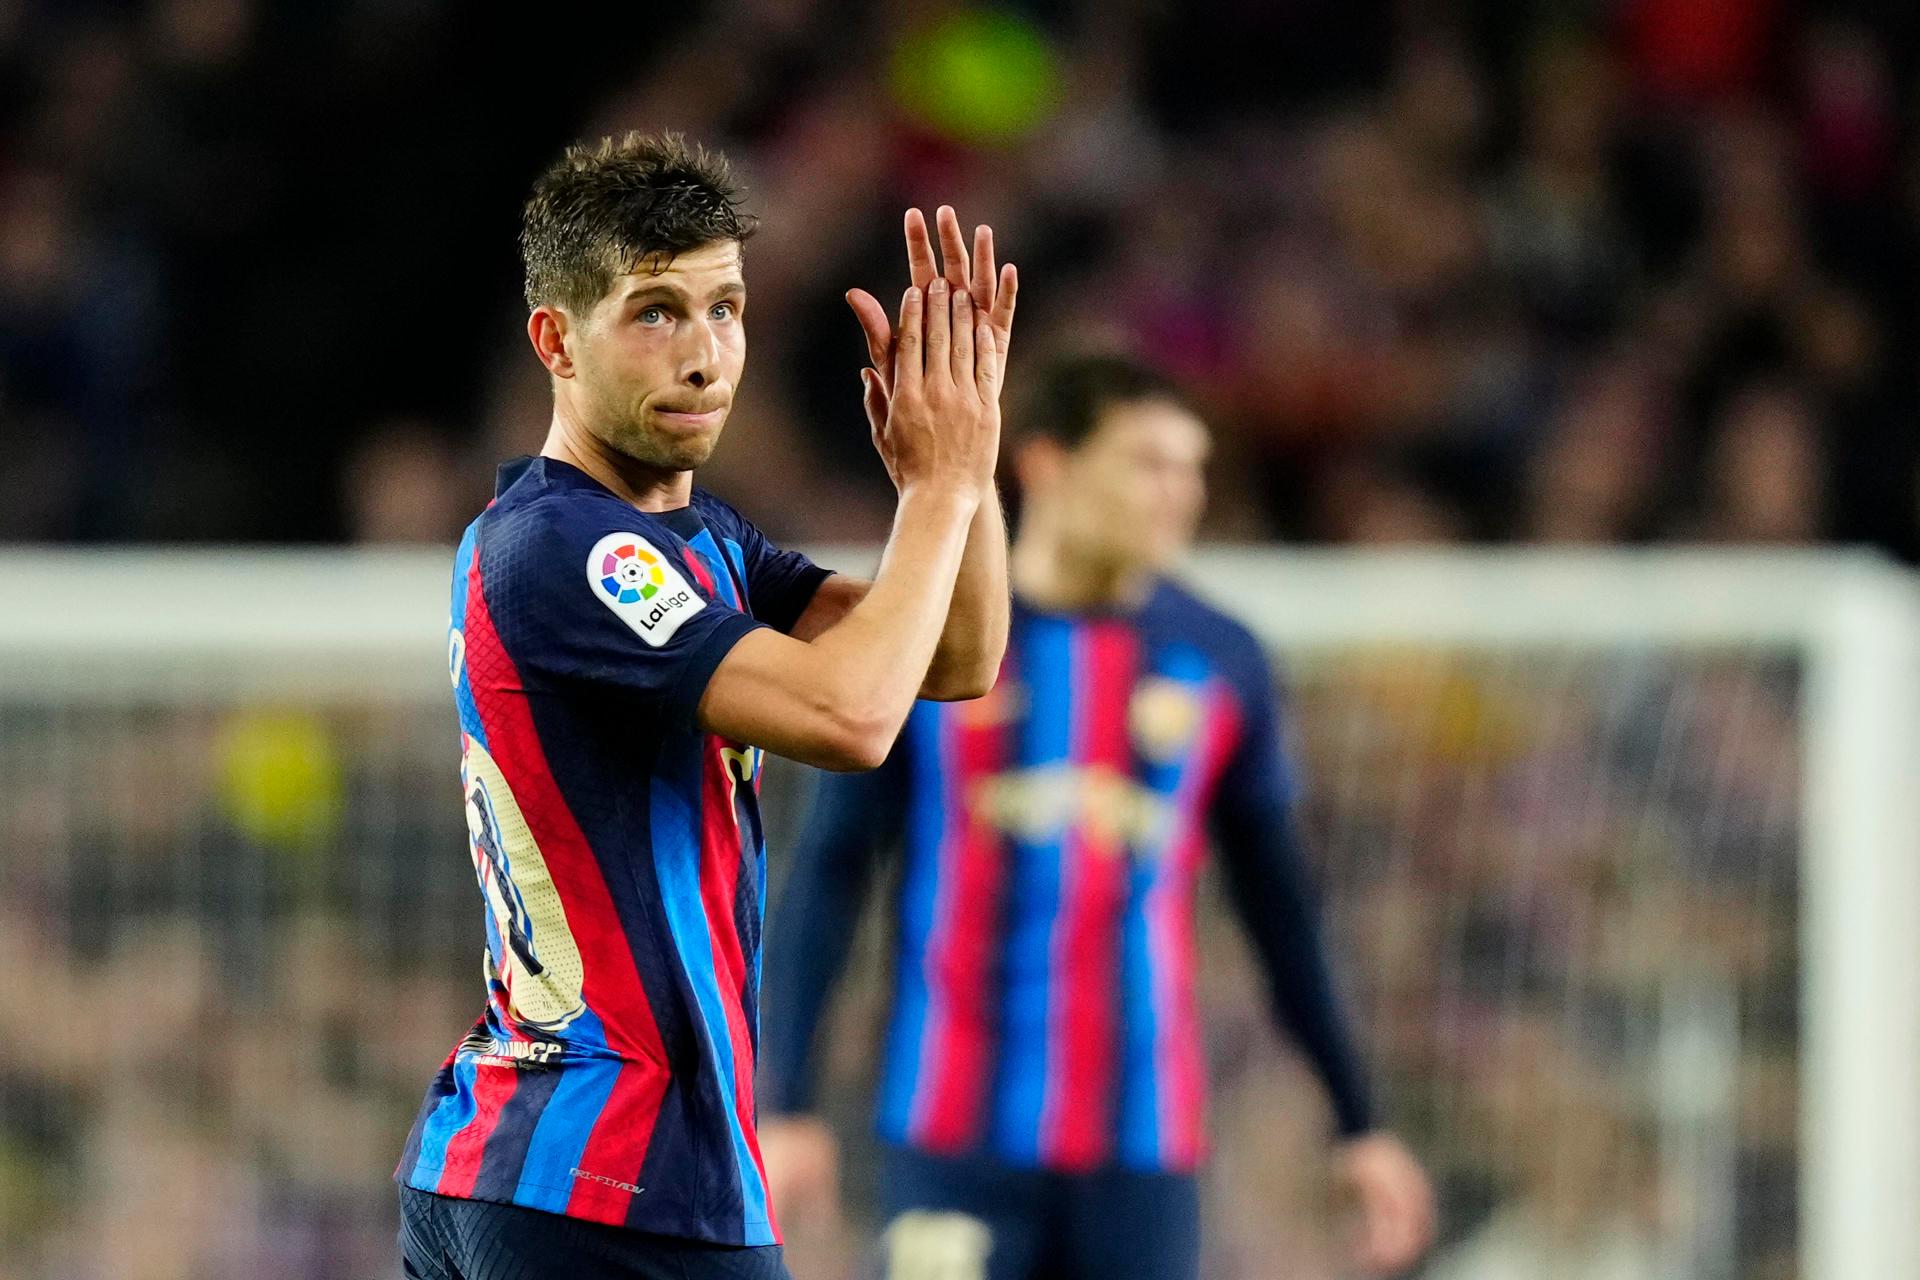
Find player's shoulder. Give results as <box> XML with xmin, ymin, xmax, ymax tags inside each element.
<box><xmin>688</xmin><ymin>486</ymin><xmax>760</xmax><ymax>542</ymax></box>
<box><xmin>1150</xmin><ymin>577</ymin><xmax>1265</xmax><ymax>660</ymax></box>
<box><xmin>1147</xmin><ymin>576</ymin><xmax>1279</xmax><ymax>705</ymax></box>
<box><xmin>482</xmin><ymin>479</ymin><xmax>685</xmax><ymax>586</ymax></box>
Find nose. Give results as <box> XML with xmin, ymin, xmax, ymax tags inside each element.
<box><xmin>678</xmin><ymin>317</ymin><xmax>723</xmax><ymax>390</ymax></box>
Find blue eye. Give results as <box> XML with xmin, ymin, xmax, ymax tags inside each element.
<box><xmin>710</xmin><ymin>302</ymin><xmax>734</xmax><ymax>320</ymax></box>
<box><xmin>638</xmin><ymin>306</ymin><xmax>666</xmax><ymax>325</ymax></box>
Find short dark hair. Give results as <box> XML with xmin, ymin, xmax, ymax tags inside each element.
<box><xmin>520</xmin><ymin>131</ymin><xmax>755</xmax><ymax>314</ymax></box>
<box><xmin>1015</xmin><ymin>354</ymin><xmax>1188</xmax><ymax>448</ymax></box>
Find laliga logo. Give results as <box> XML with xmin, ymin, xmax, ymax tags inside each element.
<box><xmin>598</xmin><ymin>542</ymin><xmax>667</xmax><ymax>604</ymax></box>
<box><xmin>587</xmin><ymin>532</ymin><xmax>706</xmax><ymax>647</ymax></box>
<box><xmin>633</xmin><ymin>587</ymin><xmax>695</xmax><ymax>630</ymax></box>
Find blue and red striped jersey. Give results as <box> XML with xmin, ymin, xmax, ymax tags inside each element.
<box><xmin>761</xmin><ymin>583</ymin><xmax>1373</xmax><ymax>1174</ymax></box>
<box><xmin>397</xmin><ymin>456</ymin><xmax>829</xmax><ymax>1245</ymax></box>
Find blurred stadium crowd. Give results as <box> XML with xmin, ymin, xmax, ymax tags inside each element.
<box><xmin>0</xmin><ymin>654</ymin><xmax>1802</xmax><ymax>1278</ymax></box>
<box><xmin>0</xmin><ymin>0</ymin><xmax>1915</xmax><ymax>556</ymax></box>
<box><xmin>0</xmin><ymin>2</ymin><xmax>1882</xmax><ymax>1278</ymax></box>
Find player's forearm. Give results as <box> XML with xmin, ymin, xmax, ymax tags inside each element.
<box><xmin>921</xmin><ymin>486</ymin><xmax>1008</xmax><ymax>701</ymax></box>
<box><xmin>1220</xmin><ymin>800</ymin><xmax>1376</xmax><ymax>1136</ymax></box>
<box><xmin>800</xmin><ymin>482</ymin><xmax>979</xmax><ymax>758</ymax></box>
<box><xmin>1256</xmin><ymin>919</ymin><xmax>1375</xmax><ymax>1137</ymax></box>
<box><xmin>696</xmin><ymin>484</ymin><xmax>979</xmax><ymax>770</ymax></box>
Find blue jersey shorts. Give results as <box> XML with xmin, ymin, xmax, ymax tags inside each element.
<box><xmin>877</xmin><ymin>1145</ymin><xmax>1200</xmax><ymax>1280</ymax></box>
<box><xmin>398</xmin><ymin>1186</ymin><xmax>790</xmax><ymax>1280</ymax></box>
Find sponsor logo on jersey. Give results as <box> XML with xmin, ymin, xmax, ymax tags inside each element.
<box><xmin>587</xmin><ymin>532</ymin><xmax>705</xmax><ymax>646</ymax></box>
<box><xmin>971</xmin><ymin>764</ymin><xmax>1176</xmax><ymax>852</ymax></box>
<box><xmin>1130</xmin><ymin>676</ymin><xmax>1203</xmax><ymax>762</ymax></box>
<box><xmin>459</xmin><ymin>1026</ymin><xmax>565</xmax><ymax>1067</ymax></box>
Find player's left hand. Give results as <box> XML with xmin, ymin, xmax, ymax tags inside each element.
<box><xmin>1335</xmin><ymin>1131</ymin><xmax>1436</xmax><ymax>1275</ymax></box>
<box><xmin>846</xmin><ymin>206</ymin><xmax>1018</xmax><ymax>457</ymax></box>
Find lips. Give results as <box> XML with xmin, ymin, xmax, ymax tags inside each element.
<box><xmin>653</xmin><ymin>407</ymin><xmax>726</xmax><ymax>429</ymax></box>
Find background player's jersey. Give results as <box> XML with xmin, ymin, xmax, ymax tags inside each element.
<box><xmin>762</xmin><ymin>583</ymin><xmax>1373</xmax><ymax>1175</ymax></box>
<box><xmin>398</xmin><ymin>456</ymin><xmax>828</xmax><ymax>1246</ymax></box>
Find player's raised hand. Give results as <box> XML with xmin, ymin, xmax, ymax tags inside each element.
<box><xmin>913</xmin><ymin>205</ymin><xmax>1017</xmax><ymax>363</ymax></box>
<box><xmin>871</xmin><ymin>276</ymin><xmax>1001</xmax><ymax>497</ymax></box>
<box><xmin>846</xmin><ymin>205</ymin><xmax>1018</xmax><ymax>403</ymax></box>
<box><xmin>1336</xmin><ymin>1132</ymin><xmax>1436</xmax><ymax>1275</ymax></box>
<box><xmin>849</xmin><ymin>205</ymin><xmax>1015</xmax><ymax>501</ymax></box>
<box><xmin>968</xmin><ymin>220</ymin><xmax>1017</xmax><ymax>368</ymax></box>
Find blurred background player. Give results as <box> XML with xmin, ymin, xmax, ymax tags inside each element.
<box><xmin>759</xmin><ymin>354</ymin><xmax>1437</xmax><ymax>1280</ymax></box>
<box><xmin>395</xmin><ymin>133</ymin><xmax>1015</xmax><ymax>1280</ymax></box>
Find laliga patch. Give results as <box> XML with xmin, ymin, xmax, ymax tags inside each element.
<box><xmin>586</xmin><ymin>532</ymin><xmax>705</xmax><ymax>646</ymax></box>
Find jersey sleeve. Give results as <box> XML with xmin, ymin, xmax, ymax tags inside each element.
<box><xmin>1213</xmin><ymin>639</ymin><xmax>1299</xmax><ymax>815</ymax></box>
<box><xmin>1210</xmin><ymin>635</ymin><xmax>1377</xmax><ymax>1138</ymax></box>
<box><xmin>705</xmin><ymin>496</ymin><xmax>832</xmax><ymax>634</ymax></box>
<box><xmin>481</xmin><ymin>500</ymin><xmax>764</xmax><ymax>728</ymax></box>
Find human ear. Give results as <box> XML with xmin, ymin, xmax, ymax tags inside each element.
<box><xmin>528</xmin><ymin>306</ymin><xmax>575</xmax><ymax>378</ymax></box>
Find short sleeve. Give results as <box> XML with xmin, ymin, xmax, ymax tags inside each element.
<box><xmin>703</xmin><ymin>496</ymin><xmax>831</xmax><ymax>634</ymax></box>
<box><xmin>481</xmin><ymin>502</ymin><xmax>763</xmax><ymax>726</ymax></box>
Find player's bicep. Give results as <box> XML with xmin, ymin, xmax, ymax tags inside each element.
<box><xmin>788</xmin><ymin>574</ymin><xmax>870</xmax><ymax>642</ymax></box>
<box><xmin>696</xmin><ymin>627</ymin><xmax>886</xmax><ymax>771</ymax></box>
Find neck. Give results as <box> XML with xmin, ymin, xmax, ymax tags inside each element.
<box><xmin>1009</xmin><ymin>522</ymin><xmax>1155</xmax><ymax>614</ymax></box>
<box><xmin>541</xmin><ymin>409</ymin><xmax>692</xmax><ymax>512</ymax></box>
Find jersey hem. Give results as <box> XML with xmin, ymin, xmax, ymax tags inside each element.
<box><xmin>397</xmin><ymin>1165</ymin><xmax>776</xmax><ymax>1245</ymax></box>
<box><xmin>877</xmin><ymin>1134</ymin><xmax>1206</xmax><ymax>1178</ymax></box>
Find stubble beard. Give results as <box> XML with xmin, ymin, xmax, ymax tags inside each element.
<box><xmin>588</xmin><ymin>384</ymin><xmax>724</xmax><ymax>473</ymax></box>
<box><xmin>607</xmin><ymin>418</ymin><xmax>719</xmax><ymax>472</ymax></box>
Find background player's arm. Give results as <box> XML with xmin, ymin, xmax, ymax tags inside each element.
<box><xmin>1212</xmin><ymin>736</ymin><xmax>1377</xmax><ymax>1141</ymax></box>
<box><xmin>760</xmin><ymin>753</ymin><xmax>904</xmax><ymax>1111</ymax></box>
<box><xmin>793</xmin><ymin>207</ymin><xmax>1016</xmax><ymax>701</ymax></box>
<box><xmin>757</xmin><ymin>752</ymin><xmax>908</xmax><ymax>1223</ymax></box>
<box><xmin>698</xmin><ymin>281</ymin><xmax>1000</xmax><ymax>771</ymax></box>
<box><xmin>1212</xmin><ymin>654</ymin><xmax>1437</xmax><ymax>1274</ymax></box>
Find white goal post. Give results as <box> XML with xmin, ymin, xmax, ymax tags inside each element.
<box><xmin>1203</xmin><ymin>549</ymin><xmax>1920</xmax><ymax>1280</ymax></box>
<box><xmin>0</xmin><ymin>546</ymin><xmax>1914</xmax><ymax>1279</ymax></box>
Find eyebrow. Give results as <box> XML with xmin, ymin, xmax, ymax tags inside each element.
<box><xmin>621</xmin><ymin>279</ymin><xmax>746</xmax><ymax>307</ymax></box>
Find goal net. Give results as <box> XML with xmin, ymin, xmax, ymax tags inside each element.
<box><xmin>0</xmin><ymin>548</ymin><xmax>1913</xmax><ymax>1280</ymax></box>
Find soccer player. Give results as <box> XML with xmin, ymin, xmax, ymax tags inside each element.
<box><xmin>395</xmin><ymin>132</ymin><xmax>1016</xmax><ymax>1280</ymax></box>
<box><xmin>759</xmin><ymin>355</ymin><xmax>1438</xmax><ymax>1280</ymax></box>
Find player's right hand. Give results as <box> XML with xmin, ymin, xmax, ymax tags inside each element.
<box><xmin>849</xmin><ymin>206</ymin><xmax>1018</xmax><ymax>495</ymax></box>
<box><xmin>873</xmin><ymin>277</ymin><xmax>1001</xmax><ymax>498</ymax></box>
<box><xmin>850</xmin><ymin>207</ymin><xmax>1020</xmax><ymax>402</ymax></box>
